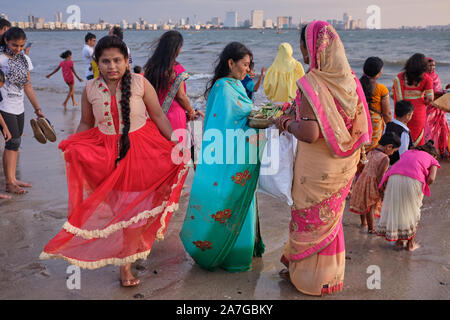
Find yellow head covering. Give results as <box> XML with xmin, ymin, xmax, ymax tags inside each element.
<box><xmin>263</xmin><ymin>42</ymin><xmax>305</xmax><ymax>103</ymax></box>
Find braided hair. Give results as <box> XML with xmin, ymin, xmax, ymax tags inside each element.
<box><xmin>93</xmin><ymin>35</ymin><xmax>132</xmax><ymax>166</ymax></box>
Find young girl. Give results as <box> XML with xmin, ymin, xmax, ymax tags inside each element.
<box><xmin>0</xmin><ymin>27</ymin><xmax>46</xmax><ymax>195</ymax></box>
<box><xmin>46</xmin><ymin>50</ymin><xmax>83</xmax><ymax>109</ymax></box>
<box><xmin>40</xmin><ymin>36</ymin><xmax>189</xmax><ymax>287</ymax></box>
<box><xmin>360</xmin><ymin>57</ymin><xmax>392</xmax><ymax>153</ymax></box>
<box><xmin>0</xmin><ymin>69</ymin><xmax>12</xmax><ymax>199</ymax></box>
<box><xmin>350</xmin><ymin>132</ymin><xmax>401</xmax><ymax>233</ymax></box>
<box><xmin>376</xmin><ymin>140</ymin><xmax>440</xmax><ymax>251</ymax></box>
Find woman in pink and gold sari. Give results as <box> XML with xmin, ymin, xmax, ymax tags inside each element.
<box><xmin>275</xmin><ymin>21</ymin><xmax>371</xmax><ymax>296</ymax></box>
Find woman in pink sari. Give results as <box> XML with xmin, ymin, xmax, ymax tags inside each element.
<box><xmin>425</xmin><ymin>57</ymin><xmax>448</xmax><ymax>157</ymax></box>
<box><xmin>144</xmin><ymin>31</ymin><xmax>201</xmax><ymax>147</ymax></box>
<box><xmin>275</xmin><ymin>21</ymin><xmax>371</xmax><ymax>296</ymax></box>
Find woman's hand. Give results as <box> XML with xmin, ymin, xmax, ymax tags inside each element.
<box><xmin>34</xmin><ymin>108</ymin><xmax>45</xmax><ymax>118</ymax></box>
<box><xmin>195</xmin><ymin>109</ymin><xmax>205</xmax><ymax>118</ymax></box>
<box><xmin>2</xmin><ymin>127</ymin><xmax>12</xmax><ymax>142</ymax></box>
<box><xmin>275</xmin><ymin>115</ymin><xmax>295</xmax><ymax>133</ymax></box>
<box><xmin>187</xmin><ymin>109</ymin><xmax>196</xmax><ymax>121</ymax></box>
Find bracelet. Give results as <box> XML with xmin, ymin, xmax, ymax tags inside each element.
<box><xmin>285</xmin><ymin>120</ymin><xmax>295</xmax><ymax>133</ymax></box>
<box><xmin>280</xmin><ymin>117</ymin><xmax>291</xmax><ymax>131</ymax></box>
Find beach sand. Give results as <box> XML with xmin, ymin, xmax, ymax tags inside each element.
<box><xmin>0</xmin><ymin>90</ymin><xmax>449</xmax><ymax>300</ymax></box>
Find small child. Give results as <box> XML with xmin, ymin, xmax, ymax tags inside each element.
<box><xmin>133</xmin><ymin>65</ymin><xmax>143</xmax><ymax>75</ymax></box>
<box><xmin>376</xmin><ymin>140</ymin><xmax>440</xmax><ymax>251</ymax></box>
<box><xmin>46</xmin><ymin>50</ymin><xmax>83</xmax><ymax>109</ymax></box>
<box><xmin>384</xmin><ymin>100</ymin><xmax>414</xmax><ymax>165</ymax></box>
<box><xmin>241</xmin><ymin>61</ymin><xmax>266</xmax><ymax>101</ymax></box>
<box><xmin>0</xmin><ymin>70</ymin><xmax>12</xmax><ymax>199</ymax></box>
<box><xmin>350</xmin><ymin>132</ymin><xmax>401</xmax><ymax>233</ymax></box>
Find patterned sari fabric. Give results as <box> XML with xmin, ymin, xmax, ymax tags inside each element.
<box><xmin>179</xmin><ymin>77</ymin><xmax>265</xmax><ymax>272</ymax></box>
<box><xmin>281</xmin><ymin>21</ymin><xmax>371</xmax><ymax>296</ymax></box>
<box><xmin>392</xmin><ymin>72</ymin><xmax>434</xmax><ymax>146</ymax></box>
<box><xmin>365</xmin><ymin>84</ymin><xmax>390</xmax><ymax>153</ymax></box>
<box><xmin>424</xmin><ymin>62</ymin><xmax>448</xmax><ymax>157</ymax></box>
<box><xmin>40</xmin><ymin>74</ymin><xmax>189</xmax><ymax>269</ymax></box>
<box><xmin>157</xmin><ymin>62</ymin><xmax>189</xmax><ymax>146</ymax></box>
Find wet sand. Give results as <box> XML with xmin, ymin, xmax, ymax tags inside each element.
<box><xmin>0</xmin><ymin>91</ymin><xmax>449</xmax><ymax>300</ymax></box>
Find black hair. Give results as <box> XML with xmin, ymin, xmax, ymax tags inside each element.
<box><xmin>378</xmin><ymin>131</ymin><xmax>401</xmax><ymax>148</ymax></box>
<box><xmin>300</xmin><ymin>24</ymin><xmax>307</xmax><ymax>44</ymax></box>
<box><xmin>85</xmin><ymin>32</ymin><xmax>96</xmax><ymax>43</ymax></box>
<box><xmin>414</xmin><ymin>140</ymin><xmax>439</xmax><ymax>159</ymax></box>
<box><xmin>0</xmin><ymin>27</ymin><xmax>26</xmax><ymax>48</ymax></box>
<box><xmin>0</xmin><ymin>18</ymin><xmax>11</xmax><ymax>30</ymax></box>
<box><xmin>144</xmin><ymin>30</ymin><xmax>184</xmax><ymax>94</ymax></box>
<box><xmin>133</xmin><ymin>65</ymin><xmax>142</xmax><ymax>73</ymax></box>
<box><xmin>249</xmin><ymin>60</ymin><xmax>254</xmax><ymax>70</ymax></box>
<box><xmin>394</xmin><ymin>100</ymin><xmax>414</xmax><ymax>118</ymax></box>
<box><xmin>403</xmin><ymin>53</ymin><xmax>427</xmax><ymax>86</ymax></box>
<box><xmin>110</xmin><ymin>26</ymin><xmax>123</xmax><ymax>40</ymax></box>
<box><xmin>204</xmin><ymin>41</ymin><xmax>253</xmax><ymax>99</ymax></box>
<box><xmin>94</xmin><ymin>36</ymin><xmax>131</xmax><ymax>167</ymax></box>
<box><xmin>360</xmin><ymin>57</ymin><xmax>384</xmax><ymax>107</ymax></box>
<box><xmin>0</xmin><ymin>69</ymin><xmax>5</xmax><ymax>83</ymax></box>
<box><xmin>60</xmin><ymin>50</ymin><xmax>72</xmax><ymax>59</ymax></box>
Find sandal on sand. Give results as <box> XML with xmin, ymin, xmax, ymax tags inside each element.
<box><xmin>37</xmin><ymin>118</ymin><xmax>57</xmax><ymax>142</ymax></box>
<box><xmin>30</xmin><ymin>118</ymin><xmax>47</xmax><ymax>144</ymax></box>
<box><xmin>120</xmin><ymin>278</ymin><xmax>140</xmax><ymax>287</ymax></box>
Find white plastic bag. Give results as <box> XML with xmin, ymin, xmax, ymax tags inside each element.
<box><xmin>258</xmin><ymin>126</ymin><xmax>297</xmax><ymax>206</ymax></box>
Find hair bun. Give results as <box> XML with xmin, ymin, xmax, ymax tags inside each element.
<box><xmin>426</xmin><ymin>139</ymin><xmax>434</xmax><ymax>146</ymax></box>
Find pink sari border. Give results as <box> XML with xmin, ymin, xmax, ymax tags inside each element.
<box><xmin>289</xmin><ymin>179</ymin><xmax>352</xmax><ymax>261</ymax></box>
<box><xmin>298</xmin><ymin>76</ymin><xmax>371</xmax><ymax>157</ymax></box>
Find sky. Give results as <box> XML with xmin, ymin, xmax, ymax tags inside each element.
<box><xmin>2</xmin><ymin>0</ymin><xmax>450</xmax><ymax>28</ymax></box>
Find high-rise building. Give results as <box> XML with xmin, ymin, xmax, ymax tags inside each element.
<box><xmin>277</xmin><ymin>16</ymin><xmax>289</xmax><ymax>29</ymax></box>
<box><xmin>28</xmin><ymin>15</ymin><xmax>35</xmax><ymax>24</ymax></box>
<box><xmin>250</xmin><ymin>10</ymin><xmax>264</xmax><ymax>29</ymax></box>
<box><xmin>1</xmin><ymin>13</ymin><xmax>8</xmax><ymax>20</ymax></box>
<box><xmin>56</xmin><ymin>12</ymin><xmax>63</xmax><ymax>23</ymax></box>
<box><xmin>264</xmin><ymin>19</ymin><xmax>273</xmax><ymax>29</ymax></box>
<box><xmin>211</xmin><ymin>17</ymin><xmax>220</xmax><ymax>26</ymax></box>
<box><xmin>343</xmin><ymin>13</ymin><xmax>352</xmax><ymax>29</ymax></box>
<box><xmin>224</xmin><ymin>11</ymin><xmax>238</xmax><ymax>28</ymax></box>
<box><xmin>357</xmin><ymin>19</ymin><xmax>364</xmax><ymax>29</ymax></box>
<box><xmin>349</xmin><ymin>19</ymin><xmax>356</xmax><ymax>30</ymax></box>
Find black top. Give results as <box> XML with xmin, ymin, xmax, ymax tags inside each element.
<box><xmin>384</xmin><ymin>121</ymin><xmax>413</xmax><ymax>165</ymax></box>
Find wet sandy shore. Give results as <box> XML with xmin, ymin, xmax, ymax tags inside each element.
<box><xmin>0</xmin><ymin>91</ymin><xmax>449</xmax><ymax>300</ymax></box>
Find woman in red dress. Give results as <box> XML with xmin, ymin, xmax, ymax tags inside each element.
<box><xmin>40</xmin><ymin>36</ymin><xmax>189</xmax><ymax>287</ymax></box>
<box><xmin>392</xmin><ymin>53</ymin><xmax>433</xmax><ymax>146</ymax></box>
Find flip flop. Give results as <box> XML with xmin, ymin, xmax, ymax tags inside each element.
<box><xmin>37</xmin><ymin>118</ymin><xmax>57</xmax><ymax>142</ymax></box>
<box><xmin>30</xmin><ymin>118</ymin><xmax>47</xmax><ymax>144</ymax></box>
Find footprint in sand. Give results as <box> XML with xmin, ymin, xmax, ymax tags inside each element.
<box><xmin>33</xmin><ymin>210</ymin><xmax>64</xmax><ymax>221</ymax></box>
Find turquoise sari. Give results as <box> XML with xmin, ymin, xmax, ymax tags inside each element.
<box><xmin>180</xmin><ymin>77</ymin><xmax>265</xmax><ymax>272</ymax></box>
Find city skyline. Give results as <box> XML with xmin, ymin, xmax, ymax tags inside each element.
<box><xmin>1</xmin><ymin>0</ymin><xmax>450</xmax><ymax>29</ymax></box>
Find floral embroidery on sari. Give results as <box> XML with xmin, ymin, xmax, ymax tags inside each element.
<box><xmin>232</xmin><ymin>170</ymin><xmax>252</xmax><ymax>186</ymax></box>
<box><xmin>211</xmin><ymin>209</ymin><xmax>232</xmax><ymax>224</ymax></box>
<box><xmin>193</xmin><ymin>240</ymin><xmax>213</xmax><ymax>251</ymax></box>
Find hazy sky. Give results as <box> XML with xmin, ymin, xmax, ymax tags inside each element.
<box><xmin>2</xmin><ymin>0</ymin><xmax>450</xmax><ymax>28</ymax></box>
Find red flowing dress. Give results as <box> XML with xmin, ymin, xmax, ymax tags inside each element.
<box><xmin>392</xmin><ymin>72</ymin><xmax>434</xmax><ymax>146</ymax></box>
<box><xmin>40</xmin><ymin>74</ymin><xmax>189</xmax><ymax>269</ymax></box>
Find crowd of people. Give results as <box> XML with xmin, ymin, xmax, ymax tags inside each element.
<box><xmin>0</xmin><ymin>17</ymin><xmax>449</xmax><ymax>296</ymax></box>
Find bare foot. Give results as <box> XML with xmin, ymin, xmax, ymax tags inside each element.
<box><xmin>120</xmin><ymin>265</ymin><xmax>140</xmax><ymax>287</ymax></box>
<box><xmin>73</xmin><ymin>102</ymin><xmax>79</xmax><ymax>107</ymax></box>
<box><xmin>279</xmin><ymin>268</ymin><xmax>290</xmax><ymax>281</ymax></box>
<box><xmin>6</xmin><ymin>183</ymin><xmax>27</xmax><ymax>195</ymax></box>
<box><xmin>407</xmin><ymin>242</ymin><xmax>421</xmax><ymax>252</ymax></box>
<box><xmin>15</xmin><ymin>180</ymin><xmax>32</xmax><ymax>188</ymax></box>
<box><xmin>62</xmin><ymin>103</ymin><xmax>67</xmax><ymax>109</ymax></box>
<box><xmin>0</xmin><ymin>193</ymin><xmax>12</xmax><ymax>199</ymax></box>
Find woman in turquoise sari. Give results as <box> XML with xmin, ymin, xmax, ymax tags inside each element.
<box><xmin>180</xmin><ymin>42</ymin><xmax>265</xmax><ymax>272</ymax></box>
